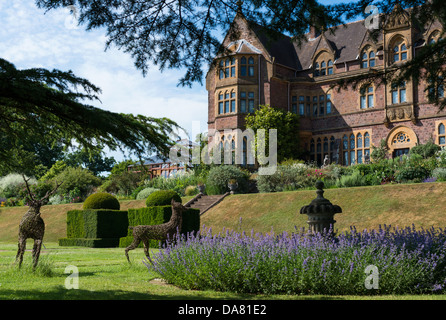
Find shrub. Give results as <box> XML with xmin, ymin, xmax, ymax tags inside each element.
<box><xmin>394</xmin><ymin>166</ymin><xmax>430</xmax><ymax>183</ymax></box>
<box><xmin>0</xmin><ymin>174</ymin><xmax>36</xmax><ymax>198</ymax></box>
<box><xmin>83</xmin><ymin>192</ymin><xmax>121</xmax><ymax>210</ymax></box>
<box><xmin>185</xmin><ymin>185</ymin><xmax>198</xmax><ymax>196</ymax></box>
<box><xmin>205</xmin><ymin>165</ymin><xmax>250</xmax><ymax>195</ymax></box>
<box><xmin>410</xmin><ymin>140</ymin><xmax>441</xmax><ymax>159</ymax></box>
<box><xmin>148</xmin><ymin>225</ymin><xmax>446</xmax><ymax>295</ymax></box>
<box><xmin>136</xmin><ymin>187</ymin><xmax>160</xmax><ymax>200</ymax></box>
<box><xmin>336</xmin><ymin>170</ymin><xmax>368</xmax><ymax>188</ymax></box>
<box><xmin>145</xmin><ymin>190</ymin><xmax>182</xmax><ymax>207</ymax></box>
<box><xmin>53</xmin><ymin>166</ymin><xmax>101</xmax><ymax>197</ymax></box>
<box><xmin>432</xmin><ymin>167</ymin><xmax>446</xmax><ymax>181</ymax></box>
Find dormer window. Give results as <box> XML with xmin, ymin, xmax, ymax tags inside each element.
<box><xmin>361</xmin><ymin>46</ymin><xmax>376</xmax><ymax>68</ymax></box>
<box><xmin>392</xmin><ymin>38</ymin><xmax>408</xmax><ymax>63</ymax></box>
<box><xmin>313</xmin><ymin>51</ymin><xmax>335</xmax><ymax>77</ymax></box>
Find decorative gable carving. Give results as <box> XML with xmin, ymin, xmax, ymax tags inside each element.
<box><xmin>384</xmin><ymin>4</ymin><xmax>410</xmax><ymax>30</ymax></box>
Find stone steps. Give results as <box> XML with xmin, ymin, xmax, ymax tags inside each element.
<box><xmin>184</xmin><ymin>193</ymin><xmax>229</xmax><ymax>215</ymax></box>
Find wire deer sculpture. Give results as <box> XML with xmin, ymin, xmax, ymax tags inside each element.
<box><xmin>125</xmin><ymin>199</ymin><xmax>186</xmax><ymax>263</ymax></box>
<box><xmin>15</xmin><ymin>176</ymin><xmax>62</xmax><ymax>270</ymax></box>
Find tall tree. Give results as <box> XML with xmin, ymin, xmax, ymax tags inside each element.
<box><xmin>245</xmin><ymin>105</ymin><xmax>301</xmax><ymax>163</ymax></box>
<box><xmin>0</xmin><ymin>58</ymin><xmax>178</xmax><ymax>176</ymax></box>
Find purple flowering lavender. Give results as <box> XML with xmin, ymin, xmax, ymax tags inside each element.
<box><xmin>146</xmin><ymin>225</ymin><xmax>446</xmax><ymax>295</ymax></box>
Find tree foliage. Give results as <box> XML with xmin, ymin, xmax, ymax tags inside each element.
<box><xmin>0</xmin><ymin>58</ymin><xmax>179</xmax><ymax>176</ymax></box>
<box><xmin>35</xmin><ymin>0</ymin><xmax>446</xmax><ymax>103</ymax></box>
<box><xmin>245</xmin><ymin>105</ymin><xmax>301</xmax><ymax>163</ymax></box>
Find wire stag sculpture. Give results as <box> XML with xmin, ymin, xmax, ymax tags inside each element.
<box><xmin>15</xmin><ymin>176</ymin><xmax>62</xmax><ymax>270</ymax></box>
<box><xmin>125</xmin><ymin>199</ymin><xmax>186</xmax><ymax>263</ymax></box>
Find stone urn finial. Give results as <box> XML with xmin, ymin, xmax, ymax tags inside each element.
<box><xmin>300</xmin><ymin>181</ymin><xmax>342</xmax><ymax>234</ymax></box>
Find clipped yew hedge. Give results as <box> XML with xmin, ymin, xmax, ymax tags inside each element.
<box><xmin>59</xmin><ymin>209</ymin><xmax>128</xmax><ymax>248</ymax></box>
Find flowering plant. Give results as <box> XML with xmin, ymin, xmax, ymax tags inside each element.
<box><xmin>148</xmin><ymin>225</ymin><xmax>446</xmax><ymax>295</ymax></box>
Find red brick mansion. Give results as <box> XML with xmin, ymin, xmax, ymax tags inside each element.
<box><xmin>206</xmin><ymin>7</ymin><xmax>445</xmax><ymax>166</ymax></box>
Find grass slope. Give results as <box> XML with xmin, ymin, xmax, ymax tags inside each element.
<box><xmin>201</xmin><ymin>182</ymin><xmax>446</xmax><ymax>235</ymax></box>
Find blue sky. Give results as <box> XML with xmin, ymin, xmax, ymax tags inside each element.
<box><xmin>0</xmin><ymin>0</ymin><xmax>210</xmax><ymax>161</ymax></box>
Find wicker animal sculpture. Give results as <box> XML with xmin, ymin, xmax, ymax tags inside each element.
<box><xmin>125</xmin><ymin>199</ymin><xmax>186</xmax><ymax>263</ymax></box>
<box><xmin>16</xmin><ymin>176</ymin><xmax>62</xmax><ymax>269</ymax></box>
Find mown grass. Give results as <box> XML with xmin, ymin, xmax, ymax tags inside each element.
<box><xmin>201</xmin><ymin>182</ymin><xmax>446</xmax><ymax>235</ymax></box>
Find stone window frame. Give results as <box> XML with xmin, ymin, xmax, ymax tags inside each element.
<box><xmin>390</xmin><ymin>81</ymin><xmax>407</xmax><ymax>105</ymax></box>
<box><xmin>218</xmin><ymin>57</ymin><xmax>236</xmax><ymax>80</ymax></box>
<box><xmin>426</xmin><ymin>73</ymin><xmax>445</xmax><ymax>102</ymax></box>
<box><xmin>313</xmin><ymin>50</ymin><xmax>335</xmax><ymax>77</ymax></box>
<box><xmin>239</xmin><ymin>55</ymin><xmax>256</xmax><ymax>78</ymax></box>
<box><xmin>359</xmin><ymin>84</ymin><xmax>375</xmax><ymax>109</ymax></box>
<box><xmin>385</xmin><ymin>126</ymin><xmax>418</xmax><ymax>156</ymax></box>
<box><xmin>436</xmin><ymin>121</ymin><xmax>446</xmax><ymax>147</ymax></box>
<box><xmin>295</xmin><ymin>91</ymin><xmax>332</xmax><ymax>118</ymax></box>
<box><xmin>360</xmin><ymin>45</ymin><xmax>376</xmax><ymax>69</ymax></box>
<box><xmin>428</xmin><ymin>29</ymin><xmax>442</xmax><ymax>45</ymax></box>
<box><xmin>216</xmin><ymin>87</ymin><xmax>237</xmax><ymax>115</ymax></box>
<box><xmin>341</xmin><ymin>130</ymin><xmax>372</xmax><ymax>165</ymax></box>
<box><xmin>389</xmin><ymin>35</ymin><xmax>409</xmax><ymax>64</ymax></box>
<box><xmin>239</xmin><ymin>87</ymin><xmax>257</xmax><ymax>114</ymax></box>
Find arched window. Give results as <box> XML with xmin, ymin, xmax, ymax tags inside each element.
<box><xmin>428</xmin><ymin>30</ymin><xmax>442</xmax><ymax>45</ymax></box>
<box><xmin>230</xmin><ymin>90</ymin><xmax>236</xmax><ymax>112</ymax></box>
<box><xmin>218</xmin><ymin>92</ymin><xmax>224</xmax><ymax>114</ymax></box>
<box><xmin>350</xmin><ymin>134</ymin><xmax>356</xmax><ymax>165</ymax></box>
<box><xmin>439</xmin><ymin>123</ymin><xmax>446</xmax><ymax>146</ymax></box>
<box><xmin>314</xmin><ymin>62</ymin><xmax>320</xmax><ymax>77</ymax></box>
<box><xmin>361</xmin><ymin>46</ymin><xmax>376</xmax><ymax>68</ymax></box>
<box><xmin>320</xmin><ymin>61</ymin><xmax>326</xmax><ymax>76</ymax></box>
<box><xmin>357</xmin><ymin>133</ymin><xmax>363</xmax><ymax>163</ymax></box>
<box><xmin>328</xmin><ymin>60</ymin><xmax>334</xmax><ymax>75</ymax></box>
<box><xmin>218</xmin><ymin>88</ymin><xmax>237</xmax><ymax>114</ymax></box>
<box><xmin>392</xmin><ymin>38</ymin><xmax>408</xmax><ymax>63</ymax></box>
<box><xmin>364</xmin><ymin>132</ymin><xmax>370</xmax><ymax>148</ymax></box>
<box><xmin>248</xmin><ymin>56</ymin><xmax>255</xmax><ymax>76</ymax></box>
<box><xmin>323</xmin><ymin>137</ymin><xmax>329</xmax><ymax>153</ymax></box>
<box><xmin>240</xmin><ymin>56</ymin><xmax>247</xmax><ymax>76</ymax></box>
<box><xmin>360</xmin><ymin>85</ymin><xmax>374</xmax><ymax>109</ymax></box>
<box><xmin>219</xmin><ymin>57</ymin><xmax>235</xmax><ymax>79</ymax></box>
<box><xmin>343</xmin><ymin>135</ymin><xmax>349</xmax><ymax>165</ymax></box>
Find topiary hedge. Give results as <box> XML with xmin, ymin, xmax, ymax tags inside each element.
<box><xmin>83</xmin><ymin>192</ymin><xmax>120</xmax><ymax>210</ymax></box>
<box><xmin>145</xmin><ymin>190</ymin><xmax>182</xmax><ymax>207</ymax></box>
<box><xmin>59</xmin><ymin>209</ymin><xmax>129</xmax><ymax>248</ymax></box>
<box><xmin>119</xmin><ymin>206</ymin><xmax>200</xmax><ymax>248</ymax></box>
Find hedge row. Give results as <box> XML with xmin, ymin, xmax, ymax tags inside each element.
<box><xmin>59</xmin><ymin>207</ymin><xmax>200</xmax><ymax>248</ymax></box>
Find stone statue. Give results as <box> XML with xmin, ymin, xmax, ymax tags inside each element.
<box><xmin>125</xmin><ymin>199</ymin><xmax>186</xmax><ymax>263</ymax></box>
<box><xmin>16</xmin><ymin>176</ymin><xmax>62</xmax><ymax>269</ymax></box>
<box><xmin>322</xmin><ymin>155</ymin><xmax>330</xmax><ymax>168</ymax></box>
